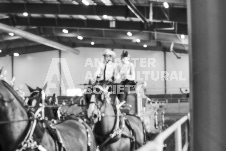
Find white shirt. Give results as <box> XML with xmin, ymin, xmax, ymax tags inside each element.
<box><xmin>119</xmin><ymin>62</ymin><xmax>135</xmax><ymax>81</ymax></box>
<box><xmin>95</xmin><ymin>61</ymin><xmax>119</xmax><ymax>81</ymax></box>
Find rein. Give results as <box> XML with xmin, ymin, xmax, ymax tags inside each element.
<box><xmin>89</xmin><ymin>84</ymin><xmax>139</xmax><ymax>151</ymax></box>
<box><xmin>89</xmin><ymin>87</ymin><xmax>126</xmax><ymax>150</ymax></box>
<box><xmin>0</xmin><ymin>118</ymin><xmax>34</xmax><ymax>125</ymax></box>
<box><xmin>16</xmin><ymin>108</ymin><xmax>47</xmax><ymax>151</ymax></box>
<box><xmin>0</xmin><ymin>80</ymin><xmax>47</xmax><ymax>151</ymax></box>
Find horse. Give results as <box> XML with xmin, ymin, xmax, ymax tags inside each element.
<box><xmin>0</xmin><ymin>79</ymin><xmax>96</xmax><ymax>151</ymax></box>
<box><xmin>25</xmin><ymin>84</ymin><xmax>59</xmax><ymax>121</ymax></box>
<box><xmin>85</xmin><ymin>81</ymin><xmax>146</xmax><ymax>151</ymax></box>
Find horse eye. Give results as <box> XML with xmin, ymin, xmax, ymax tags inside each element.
<box><xmin>93</xmin><ymin>114</ymin><xmax>98</xmax><ymax>118</ymax></box>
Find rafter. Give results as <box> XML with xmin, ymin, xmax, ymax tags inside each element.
<box><xmin>0</xmin><ymin>16</ymin><xmax>187</xmax><ymax>34</ymax></box>
<box><xmin>0</xmin><ymin>3</ymin><xmax>187</xmax><ymax>23</ymax></box>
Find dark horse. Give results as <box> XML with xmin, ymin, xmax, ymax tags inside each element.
<box><xmin>0</xmin><ymin>79</ymin><xmax>96</xmax><ymax>151</ymax></box>
<box><xmin>25</xmin><ymin>84</ymin><xmax>59</xmax><ymax>121</ymax></box>
<box><xmin>85</xmin><ymin>81</ymin><xmax>146</xmax><ymax>151</ymax></box>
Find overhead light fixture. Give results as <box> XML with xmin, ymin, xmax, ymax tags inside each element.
<box><xmin>77</xmin><ymin>36</ymin><xmax>83</xmax><ymax>40</ymax></box>
<box><xmin>72</xmin><ymin>1</ymin><xmax>78</xmax><ymax>4</ymax></box>
<box><xmin>136</xmin><ymin>39</ymin><xmax>140</xmax><ymax>43</ymax></box>
<box><xmin>103</xmin><ymin>15</ymin><xmax>108</xmax><ymax>19</ymax></box>
<box><xmin>181</xmin><ymin>34</ymin><xmax>185</xmax><ymax>39</ymax></box>
<box><xmin>91</xmin><ymin>41</ymin><xmax>95</xmax><ymax>45</ymax></box>
<box><xmin>100</xmin><ymin>0</ymin><xmax>113</xmax><ymax>6</ymax></box>
<box><xmin>23</xmin><ymin>12</ymin><xmax>28</xmax><ymax>17</ymax></box>
<box><xmin>127</xmin><ymin>32</ymin><xmax>132</xmax><ymax>37</ymax></box>
<box><xmin>110</xmin><ymin>20</ymin><xmax>116</xmax><ymax>28</ymax></box>
<box><xmin>82</xmin><ymin>0</ymin><xmax>90</xmax><ymax>6</ymax></box>
<box><xmin>9</xmin><ymin>33</ymin><xmax>14</xmax><ymax>36</ymax></box>
<box><xmin>62</xmin><ymin>29</ymin><xmax>69</xmax><ymax>34</ymax></box>
<box><xmin>143</xmin><ymin>44</ymin><xmax>147</xmax><ymax>48</ymax></box>
<box><xmin>13</xmin><ymin>53</ymin><xmax>19</xmax><ymax>57</ymax></box>
<box><xmin>0</xmin><ymin>50</ymin><xmax>2</xmax><ymax>53</ymax></box>
<box><xmin>163</xmin><ymin>2</ymin><xmax>169</xmax><ymax>8</ymax></box>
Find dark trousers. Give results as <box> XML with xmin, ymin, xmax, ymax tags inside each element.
<box><xmin>118</xmin><ymin>79</ymin><xmax>136</xmax><ymax>102</ymax></box>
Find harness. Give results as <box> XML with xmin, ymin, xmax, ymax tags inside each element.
<box><xmin>16</xmin><ymin>108</ymin><xmax>47</xmax><ymax>151</ymax></box>
<box><xmin>89</xmin><ymin>86</ymin><xmax>142</xmax><ymax>151</ymax></box>
<box><xmin>1</xmin><ymin>80</ymin><xmax>94</xmax><ymax>151</ymax></box>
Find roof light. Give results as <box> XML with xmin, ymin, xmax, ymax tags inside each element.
<box><xmin>103</xmin><ymin>15</ymin><xmax>108</xmax><ymax>19</ymax></box>
<box><xmin>23</xmin><ymin>12</ymin><xmax>28</xmax><ymax>17</ymax></box>
<box><xmin>72</xmin><ymin>1</ymin><xmax>78</xmax><ymax>4</ymax></box>
<box><xmin>62</xmin><ymin>29</ymin><xmax>69</xmax><ymax>34</ymax></box>
<box><xmin>9</xmin><ymin>33</ymin><xmax>14</xmax><ymax>36</ymax></box>
<box><xmin>163</xmin><ymin>2</ymin><xmax>169</xmax><ymax>8</ymax></box>
<box><xmin>0</xmin><ymin>50</ymin><xmax>2</xmax><ymax>53</ymax></box>
<box><xmin>181</xmin><ymin>34</ymin><xmax>185</xmax><ymax>39</ymax></box>
<box><xmin>127</xmin><ymin>32</ymin><xmax>132</xmax><ymax>37</ymax></box>
<box><xmin>136</xmin><ymin>39</ymin><xmax>140</xmax><ymax>43</ymax></box>
<box><xmin>13</xmin><ymin>53</ymin><xmax>19</xmax><ymax>57</ymax></box>
<box><xmin>82</xmin><ymin>0</ymin><xmax>90</xmax><ymax>6</ymax></box>
<box><xmin>91</xmin><ymin>41</ymin><xmax>95</xmax><ymax>45</ymax></box>
<box><xmin>143</xmin><ymin>44</ymin><xmax>147</xmax><ymax>48</ymax></box>
<box><xmin>77</xmin><ymin>36</ymin><xmax>83</xmax><ymax>40</ymax></box>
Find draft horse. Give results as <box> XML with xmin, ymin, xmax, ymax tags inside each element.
<box><xmin>85</xmin><ymin>81</ymin><xmax>146</xmax><ymax>151</ymax></box>
<box><xmin>0</xmin><ymin>79</ymin><xmax>96</xmax><ymax>151</ymax></box>
<box><xmin>25</xmin><ymin>84</ymin><xmax>59</xmax><ymax>121</ymax></box>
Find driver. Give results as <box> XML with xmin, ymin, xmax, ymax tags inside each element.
<box><xmin>94</xmin><ymin>49</ymin><xmax>120</xmax><ymax>82</ymax></box>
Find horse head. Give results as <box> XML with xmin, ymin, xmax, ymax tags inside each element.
<box><xmin>26</xmin><ymin>84</ymin><xmax>58</xmax><ymax>120</ymax></box>
<box><xmin>86</xmin><ymin>84</ymin><xmax>111</xmax><ymax>120</ymax></box>
<box><xmin>0</xmin><ymin>80</ymin><xmax>30</xmax><ymax>150</ymax></box>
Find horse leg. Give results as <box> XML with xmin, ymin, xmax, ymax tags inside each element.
<box><xmin>40</xmin><ymin>132</ymin><xmax>57</xmax><ymax>151</ymax></box>
<box><xmin>125</xmin><ymin>115</ymin><xmax>145</xmax><ymax>147</ymax></box>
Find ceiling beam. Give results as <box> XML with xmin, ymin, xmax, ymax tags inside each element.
<box><xmin>0</xmin><ymin>26</ymin><xmax>188</xmax><ymax>48</ymax></box>
<box><xmin>0</xmin><ymin>42</ymin><xmax>187</xmax><ymax>58</ymax></box>
<box><xmin>149</xmin><ymin>0</ymin><xmax>186</xmax><ymax>5</ymax></box>
<box><xmin>0</xmin><ymin>23</ymin><xmax>80</xmax><ymax>54</ymax></box>
<box><xmin>0</xmin><ymin>16</ymin><xmax>188</xmax><ymax>34</ymax></box>
<box><xmin>0</xmin><ymin>3</ymin><xmax>187</xmax><ymax>23</ymax></box>
<box><xmin>0</xmin><ymin>35</ymin><xmax>187</xmax><ymax>57</ymax></box>
<box><xmin>0</xmin><ymin>44</ymin><xmax>56</xmax><ymax>57</ymax></box>
<box><xmin>125</xmin><ymin>0</ymin><xmax>150</xmax><ymax>26</ymax></box>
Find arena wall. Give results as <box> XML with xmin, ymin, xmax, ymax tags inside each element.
<box><xmin>0</xmin><ymin>47</ymin><xmax>189</xmax><ymax>96</ymax></box>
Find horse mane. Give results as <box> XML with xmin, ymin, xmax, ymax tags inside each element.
<box><xmin>0</xmin><ymin>80</ymin><xmax>25</xmax><ymax>106</ymax></box>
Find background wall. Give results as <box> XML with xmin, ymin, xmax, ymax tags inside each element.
<box><xmin>166</xmin><ymin>52</ymin><xmax>189</xmax><ymax>94</ymax></box>
<box><xmin>0</xmin><ymin>56</ymin><xmax>12</xmax><ymax>80</ymax></box>
<box><xmin>13</xmin><ymin>51</ymin><xmax>59</xmax><ymax>95</ymax></box>
<box><xmin>62</xmin><ymin>48</ymin><xmax>165</xmax><ymax>95</ymax></box>
<box><xmin>0</xmin><ymin>47</ymin><xmax>189</xmax><ymax>96</ymax></box>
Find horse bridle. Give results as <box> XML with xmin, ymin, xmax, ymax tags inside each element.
<box><xmin>0</xmin><ymin>80</ymin><xmax>48</xmax><ymax>150</ymax></box>
<box><xmin>88</xmin><ymin>85</ymin><xmax>116</xmax><ymax>121</ymax></box>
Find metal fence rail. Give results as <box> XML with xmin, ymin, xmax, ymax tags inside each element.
<box><xmin>137</xmin><ymin>113</ymin><xmax>190</xmax><ymax>151</ymax></box>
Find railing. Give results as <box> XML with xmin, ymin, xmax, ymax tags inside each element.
<box><xmin>137</xmin><ymin>113</ymin><xmax>190</xmax><ymax>151</ymax></box>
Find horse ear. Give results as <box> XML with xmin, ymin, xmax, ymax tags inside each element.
<box><xmin>26</xmin><ymin>84</ymin><xmax>35</xmax><ymax>93</ymax></box>
<box><xmin>52</xmin><ymin>93</ymin><xmax>56</xmax><ymax>105</ymax></box>
<box><xmin>43</xmin><ymin>82</ymin><xmax>48</xmax><ymax>92</ymax></box>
